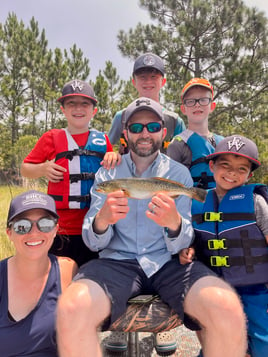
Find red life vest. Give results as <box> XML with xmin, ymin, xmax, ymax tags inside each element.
<box><xmin>48</xmin><ymin>128</ymin><xmax>106</xmax><ymax>209</ymax></box>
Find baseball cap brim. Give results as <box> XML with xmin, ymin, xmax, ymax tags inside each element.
<box><xmin>57</xmin><ymin>93</ymin><xmax>97</xmax><ymax>105</ymax></box>
<box><xmin>206</xmin><ymin>151</ymin><xmax>261</xmax><ymax>171</ymax></box>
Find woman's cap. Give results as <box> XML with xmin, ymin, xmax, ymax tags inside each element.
<box><xmin>57</xmin><ymin>79</ymin><xmax>97</xmax><ymax>105</ymax></box>
<box><xmin>206</xmin><ymin>135</ymin><xmax>261</xmax><ymax>171</ymax></box>
<box><xmin>7</xmin><ymin>190</ymin><xmax>59</xmax><ymax>224</ymax></box>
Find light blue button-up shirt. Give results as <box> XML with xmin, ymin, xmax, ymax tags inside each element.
<box><xmin>82</xmin><ymin>152</ymin><xmax>194</xmax><ymax>277</ymax></box>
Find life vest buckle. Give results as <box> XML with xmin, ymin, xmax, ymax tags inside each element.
<box><xmin>208</xmin><ymin>239</ymin><xmax>227</xmax><ymax>250</ymax></box>
<box><xmin>210</xmin><ymin>256</ymin><xmax>230</xmax><ymax>267</ymax></box>
<box><xmin>204</xmin><ymin>212</ymin><xmax>223</xmax><ymax>222</ymax></box>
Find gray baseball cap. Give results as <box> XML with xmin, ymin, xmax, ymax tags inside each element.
<box><xmin>7</xmin><ymin>190</ymin><xmax>59</xmax><ymax>224</ymax></box>
<box><xmin>57</xmin><ymin>79</ymin><xmax>97</xmax><ymax>105</ymax></box>
<box><xmin>124</xmin><ymin>97</ymin><xmax>164</xmax><ymax>125</ymax></box>
<box><xmin>133</xmin><ymin>53</ymin><xmax>165</xmax><ymax>76</ymax></box>
<box><xmin>206</xmin><ymin>135</ymin><xmax>261</xmax><ymax>171</ymax></box>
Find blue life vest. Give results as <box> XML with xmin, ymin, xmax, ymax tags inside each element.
<box><xmin>178</xmin><ymin>130</ymin><xmax>223</xmax><ymax>188</ymax></box>
<box><xmin>192</xmin><ymin>184</ymin><xmax>268</xmax><ymax>286</ymax></box>
<box><xmin>48</xmin><ymin>128</ymin><xmax>107</xmax><ymax>209</ymax></box>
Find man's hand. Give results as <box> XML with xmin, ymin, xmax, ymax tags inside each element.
<box><xmin>146</xmin><ymin>192</ymin><xmax>182</xmax><ymax>233</ymax></box>
<box><xmin>93</xmin><ymin>190</ymin><xmax>129</xmax><ymax>234</ymax></box>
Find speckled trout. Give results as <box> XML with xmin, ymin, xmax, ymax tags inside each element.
<box><xmin>96</xmin><ymin>177</ymin><xmax>207</xmax><ymax>202</ymax></box>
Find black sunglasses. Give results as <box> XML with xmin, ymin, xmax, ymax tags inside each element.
<box><xmin>127</xmin><ymin>122</ymin><xmax>162</xmax><ymax>134</ymax></box>
<box><xmin>9</xmin><ymin>217</ymin><xmax>57</xmax><ymax>235</ymax></box>
<box><xmin>183</xmin><ymin>97</ymin><xmax>211</xmax><ymax>107</ymax></box>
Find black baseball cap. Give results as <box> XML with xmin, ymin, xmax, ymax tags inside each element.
<box><xmin>57</xmin><ymin>79</ymin><xmax>97</xmax><ymax>105</ymax></box>
<box><xmin>124</xmin><ymin>97</ymin><xmax>164</xmax><ymax>125</ymax></box>
<box><xmin>206</xmin><ymin>135</ymin><xmax>261</xmax><ymax>171</ymax></box>
<box><xmin>7</xmin><ymin>190</ymin><xmax>59</xmax><ymax>225</ymax></box>
<box><xmin>133</xmin><ymin>53</ymin><xmax>165</xmax><ymax>76</ymax></box>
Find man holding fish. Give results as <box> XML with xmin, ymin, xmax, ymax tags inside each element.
<box><xmin>57</xmin><ymin>98</ymin><xmax>247</xmax><ymax>357</ymax></box>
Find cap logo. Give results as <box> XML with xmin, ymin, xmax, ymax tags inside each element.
<box><xmin>136</xmin><ymin>99</ymin><xmax>151</xmax><ymax>107</ymax></box>
<box><xmin>227</xmin><ymin>136</ymin><xmax>245</xmax><ymax>152</ymax></box>
<box><xmin>22</xmin><ymin>192</ymin><xmax>48</xmax><ymax>207</ymax></box>
<box><xmin>143</xmin><ymin>55</ymin><xmax>155</xmax><ymax>66</ymax></box>
<box><xmin>70</xmin><ymin>80</ymin><xmax>84</xmax><ymax>92</ymax></box>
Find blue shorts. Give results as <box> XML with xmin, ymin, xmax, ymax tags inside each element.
<box><xmin>74</xmin><ymin>257</ymin><xmax>216</xmax><ymax>330</ymax></box>
<box><xmin>237</xmin><ymin>284</ymin><xmax>268</xmax><ymax>357</ymax></box>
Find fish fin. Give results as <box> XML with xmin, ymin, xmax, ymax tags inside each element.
<box><xmin>191</xmin><ymin>187</ymin><xmax>207</xmax><ymax>202</ymax></box>
<box><xmin>151</xmin><ymin>177</ymin><xmax>185</xmax><ymax>187</ymax></box>
<box><xmin>121</xmin><ymin>189</ymin><xmax>131</xmax><ymax>198</ymax></box>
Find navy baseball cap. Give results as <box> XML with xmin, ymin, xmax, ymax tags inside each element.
<box><xmin>133</xmin><ymin>53</ymin><xmax>165</xmax><ymax>76</ymax></box>
<box><xmin>124</xmin><ymin>97</ymin><xmax>164</xmax><ymax>125</ymax></box>
<box><xmin>206</xmin><ymin>135</ymin><xmax>261</xmax><ymax>171</ymax></box>
<box><xmin>57</xmin><ymin>79</ymin><xmax>97</xmax><ymax>105</ymax></box>
<box><xmin>7</xmin><ymin>190</ymin><xmax>59</xmax><ymax>225</ymax></box>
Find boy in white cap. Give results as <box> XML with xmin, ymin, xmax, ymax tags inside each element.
<box><xmin>108</xmin><ymin>52</ymin><xmax>185</xmax><ymax>154</ymax></box>
<box><xmin>167</xmin><ymin>77</ymin><xmax>223</xmax><ymax>189</ymax></box>
<box><xmin>21</xmin><ymin>79</ymin><xmax>119</xmax><ymax>267</ymax></box>
<box><xmin>180</xmin><ymin>135</ymin><xmax>268</xmax><ymax>357</ymax></box>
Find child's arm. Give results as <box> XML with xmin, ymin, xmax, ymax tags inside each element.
<box><xmin>179</xmin><ymin>247</ymin><xmax>195</xmax><ymax>265</ymax></box>
<box><xmin>101</xmin><ymin>152</ymin><xmax>121</xmax><ymax>169</ymax></box>
<box><xmin>21</xmin><ymin>160</ymin><xmax>66</xmax><ymax>183</ymax></box>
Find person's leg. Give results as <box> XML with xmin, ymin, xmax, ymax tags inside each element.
<box><xmin>57</xmin><ymin>279</ymin><xmax>110</xmax><ymax>357</ymax></box>
<box><xmin>184</xmin><ymin>275</ymin><xmax>247</xmax><ymax>357</ymax></box>
<box><xmin>238</xmin><ymin>286</ymin><xmax>268</xmax><ymax>357</ymax></box>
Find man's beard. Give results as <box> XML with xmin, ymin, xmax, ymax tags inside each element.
<box><xmin>128</xmin><ymin>138</ymin><xmax>162</xmax><ymax>157</ymax></box>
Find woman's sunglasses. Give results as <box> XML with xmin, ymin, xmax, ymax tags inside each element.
<box><xmin>9</xmin><ymin>217</ymin><xmax>57</xmax><ymax>235</ymax></box>
<box><xmin>127</xmin><ymin>122</ymin><xmax>162</xmax><ymax>134</ymax></box>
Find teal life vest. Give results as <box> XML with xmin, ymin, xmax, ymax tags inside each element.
<box><xmin>177</xmin><ymin>130</ymin><xmax>223</xmax><ymax>189</ymax></box>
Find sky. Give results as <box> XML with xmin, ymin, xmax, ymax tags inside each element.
<box><xmin>1</xmin><ymin>0</ymin><xmax>267</xmax><ymax>81</ymax></box>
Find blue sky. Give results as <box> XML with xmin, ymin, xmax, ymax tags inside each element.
<box><xmin>1</xmin><ymin>0</ymin><xmax>267</xmax><ymax>80</ymax></box>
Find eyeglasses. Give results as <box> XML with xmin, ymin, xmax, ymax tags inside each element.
<box><xmin>9</xmin><ymin>217</ymin><xmax>57</xmax><ymax>235</ymax></box>
<box><xmin>127</xmin><ymin>122</ymin><xmax>162</xmax><ymax>134</ymax></box>
<box><xmin>183</xmin><ymin>97</ymin><xmax>212</xmax><ymax>107</ymax></box>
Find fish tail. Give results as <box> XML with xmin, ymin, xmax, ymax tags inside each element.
<box><xmin>191</xmin><ymin>187</ymin><xmax>207</xmax><ymax>202</ymax></box>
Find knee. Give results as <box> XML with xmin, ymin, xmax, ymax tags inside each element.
<box><xmin>57</xmin><ymin>282</ymin><xmax>94</xmax><ymax>325</ymax></box>
<box><xmin>186</xmin><ymin>277</ymin><xmax>246</xmax><ymax>330</ymax></box>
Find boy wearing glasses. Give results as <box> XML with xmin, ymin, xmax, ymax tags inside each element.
<box><xmin>20</xmin><ymin>80</ymin><xmax>119</xmax><ymax>267</ymax></box>
<box><xmin>56</xmin><ymin>98</ymin><xmax>247</xmax><ymax>357</ymax></box>
<box><xmin>167</xmin><ymin>78</ymin><xmax>223</xmax><ymax>189</ymax></box>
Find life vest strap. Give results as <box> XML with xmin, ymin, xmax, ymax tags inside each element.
<box><xmin>207</xmin><ymin>238</ymin><xmax>267</xmax><ymax>250</ymax></box>
<box><xmin>193</xmin><ymin>212</ymin><xmax>256</xmax><ymax>224</ymax></box>
<box><xmin>210</xmin><ymin>254</ymin><xmax>268</xmax><ymax>268</ymax></box>
<box><xmin>55</xmin><ymin>149</ymin><xmax>105</xmax><ymax>161</ymax></box>
<box><xmin>50</xmin><ymin>194</ymin><xmax>91</xmax><ymax>204</ymax></box>
<box><xmin>69</xmin><ymin>173</ymin><xmax>95</xmax><ymax>183</ymax></box>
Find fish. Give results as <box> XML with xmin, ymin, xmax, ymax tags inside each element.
<box><xmin>96</xmin><ymin>177</ymin><xmax>207</xmax><ymax>202</ymax></box>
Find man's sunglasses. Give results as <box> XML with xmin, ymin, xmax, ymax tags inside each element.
<box><xmin>127</xmin><ymin>122</ymin><xmax>162</xmax><ymax>134</ymax></box>
<box><xmin>9</xmin><ymin>217</ymin><xmax>57</xmax><ymax>235</ymax></box>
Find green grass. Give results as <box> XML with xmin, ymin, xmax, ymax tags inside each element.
<box><xmin>0</xmin><ymin>184</ymin><xmax>46</xmax><ymax>260</ymax></box>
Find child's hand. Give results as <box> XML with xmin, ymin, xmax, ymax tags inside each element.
<box><xmin>179</xmin><ymin>247</ymin><xmax>195</xmax><ymax>265</ymax></box>
<box><xmin>101</xmin><ymin>152</ymin><xmax>121</xmax><ymax>169</ymax></box>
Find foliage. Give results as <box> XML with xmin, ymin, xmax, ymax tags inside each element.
<box><xmin>0</xmin><ymin>6</ymin><xmax>267</xmax><ymax>183</ymax></box>
<box><xmin>117</xmin><ymin>0</ymin><xmax>268</xmax><ymax>183</ymax></box>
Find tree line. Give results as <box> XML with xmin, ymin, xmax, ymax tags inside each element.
<box><xmin>0</xmin><ymin>0</ymin><xmax>267</xmax><ymax>183</ymax></box>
